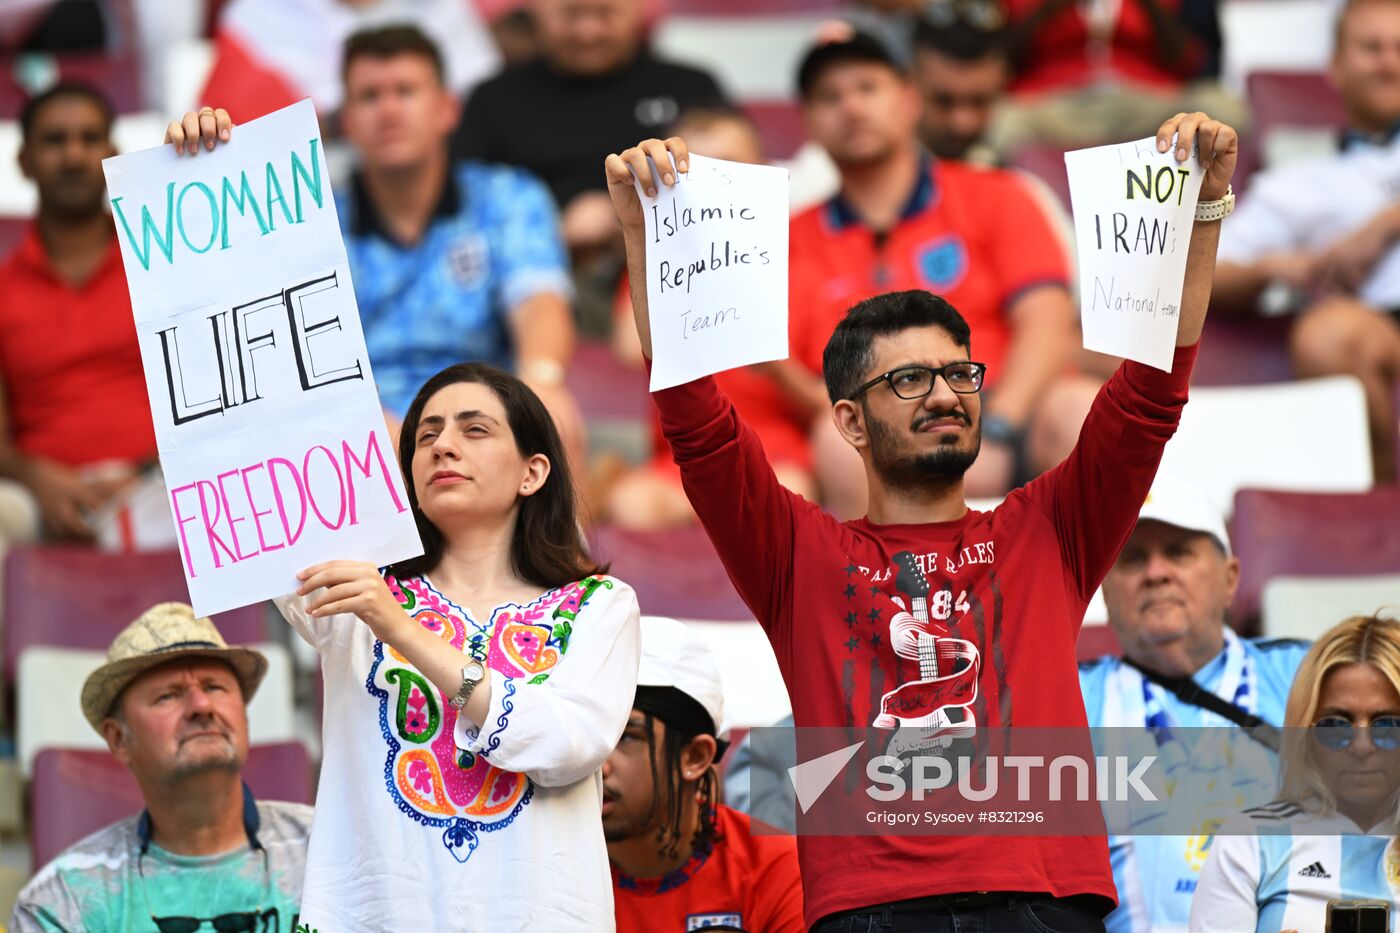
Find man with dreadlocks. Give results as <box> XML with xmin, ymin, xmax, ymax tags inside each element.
<box><xmin>603</xmin><ymin>617</ymin><xmax>804</xmax><ymax>933</ymax></box>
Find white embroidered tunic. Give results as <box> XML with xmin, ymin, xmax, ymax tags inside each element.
<box><xmin>275</xmin><ymin>572</ymin><xmax>640</xmax><ymax>931</ymax></box>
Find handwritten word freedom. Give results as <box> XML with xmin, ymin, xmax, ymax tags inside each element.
<box><xmin>170</xmin><ymin>429</ymin><xmax>406</xmax><ymax>577</ymax></box>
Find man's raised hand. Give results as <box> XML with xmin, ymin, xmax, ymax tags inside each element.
<box><xmin>164</xmin><ymin>107</ymin><xmax>233</xmax><ymax>156</ymax></box>
<box><xmin>1154</xmin><ymin>112</ymin><xmax>1238</xmax><ymax>202</ymax></box>
<box><xmin>604</xmin><ymin>136</ymin><xmax>690</xmax><ymax>231</ymax></box>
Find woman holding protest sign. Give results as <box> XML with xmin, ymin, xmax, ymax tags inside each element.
<box><xmin>168</xmin><ymin>112</ymin><xmax>641</xmax><ymax>931</ymax></box>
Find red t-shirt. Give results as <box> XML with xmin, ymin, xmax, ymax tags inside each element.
<box><xmin>788</xmin><ymin>161</ymin><xmax>1070</xmax><ymax>390</ymax></box>
<box><xmin>1003</xmin><ymin>0</ymin><xmax>1203</xmax><ymax>94</ymax></box>
<box><xmin>612</xmin><ymin>804</ymin><xmax>804</xmax><ymax>933</ymax></box>
<box><xmin>0</xmin><ymin>227</ymin><xmax>155</xmax><ymax>467</ymax></box>
<box><xmin>651</xmin><ymin>343</ymin><xmax>1199</xmax><ymax>927</ymax></box>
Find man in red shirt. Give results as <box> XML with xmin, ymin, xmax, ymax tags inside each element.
<box><xmin>605</xmin><ymin>617</ymin><xmax>803</xmax><ymax>933</ymax></box>
<box><xmin>604</xmin><ymin>109</ymin><xmax>1239</xmax><ymax>929</ymax></box>
<box><xmin>0</xmin><ymin>84</ymin><xmax>156</xmax><ymax>545</ymax></box>
<box><xmin>782</xmin><ymin>32</ymin><xmax>1084</xmax><ymax>515</ymax></box>
<box><xmin>991</xmin><ymin>0</ymin><xmax>1244</xmax><ymax>154</ymax></box>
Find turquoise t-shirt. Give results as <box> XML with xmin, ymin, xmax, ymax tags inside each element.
<box><xmin>11</xmin><ymin>799</ymin><xmax>311</xmax><ymax>933</ymax></box>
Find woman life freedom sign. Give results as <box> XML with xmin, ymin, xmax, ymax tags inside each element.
<box><xmin>102</xmin><ymin>100</ymin><xmax>422</xmax><ymax>616</ymax></box>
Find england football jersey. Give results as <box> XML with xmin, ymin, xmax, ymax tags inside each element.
<box><xmin>1190</xmin><ymin>803</ymin><xmax>1400</xmax><ymax>933</ymax></box>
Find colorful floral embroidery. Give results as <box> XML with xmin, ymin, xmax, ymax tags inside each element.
<box><xmin>366</xmin><ymin>573</ymin><xmax>607</xmax><ymax>863</ymax></box>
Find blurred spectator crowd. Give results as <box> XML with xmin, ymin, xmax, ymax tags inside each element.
<box><xmin>0</xmin><ymin>0</ymin><xmax>1397</xmax><ymax>922</ymax></box>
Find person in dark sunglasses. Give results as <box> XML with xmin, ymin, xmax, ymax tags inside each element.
<box><xmin>1192</xmin><ymin>613</ymin><xmax>1400</xmax><ymax>932</ymax></box>
<box><xmin>10</xmin><ymin>604</ymin><xmax>312</xmax><ymax>933</ymax></box>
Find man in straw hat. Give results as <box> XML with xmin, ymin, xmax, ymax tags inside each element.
<box><xmin>11</xmin><ymin>603</ymin><xmax>313</xmax><ymax>932</ymax></box>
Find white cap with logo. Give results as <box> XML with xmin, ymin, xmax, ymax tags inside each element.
<box><xmin>1138</xmin><ymin>476</ymin><xmax>1232</xmax><ymax>555</ymax></box>
<box><xmin>637</xmin><ymin>616</ymin><xmax>726</xmax><ymax>736</ymax></box>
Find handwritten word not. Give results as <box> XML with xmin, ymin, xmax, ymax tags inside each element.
<box><xmin>111</xmin><ymin>139</ymin><xmax>324</xmax><ymax>271</ymax></box>
<box><xmin>1125</xmin><ymin>165</ymin><xmax>1192</xmax><ymax>205</ymax></box>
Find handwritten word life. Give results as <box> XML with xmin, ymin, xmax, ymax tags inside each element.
<box><xmin>157</xmin><ymin>272</ymin><xmax>362</xmax><ymax>426</ymax></box>
<box><xmin>170</xmin><ymin>429</ymin><xmax>407</xmax><ymax>577</ymax></box>
<box><xmin>111</xmin><ymin>139</ymin><xmax>324</xmax><ymax>271</ymax></box>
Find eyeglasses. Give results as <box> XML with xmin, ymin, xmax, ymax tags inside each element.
<box><xmin>139</xmin><ymin>845</ymin><xmax>274</xmax><ymax>932</ymax></box>
<box><xmin>847</xmin><ymin>362</ymin><xmax>987</xmax><ymax>401</ymax></box>
<box><xmin>920</xmin><ymin>0</ymin><xmax>1007</xmax><ymax>32</ymax></box>
<box><xmin>1312</xmin><ymin>716</ymin><xmax>1400</xmax><ymax>751</ymax></box>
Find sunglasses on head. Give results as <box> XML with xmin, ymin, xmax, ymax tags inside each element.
<box><xmin>1312</xmin><ymin>716</ymin><xmax>1400</xmax><ymax>750</ymax></box>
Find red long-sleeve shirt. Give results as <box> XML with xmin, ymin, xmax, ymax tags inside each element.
<box><xmin>651</xmin><ymin>342</ymin><xmax>1199</xmax><ymax>927</ymax></box>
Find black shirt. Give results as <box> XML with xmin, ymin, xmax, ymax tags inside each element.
<box><xmin>452</xmin><ymin>51</ymin><xmax>728</xmax><ymax>207</ymax></box>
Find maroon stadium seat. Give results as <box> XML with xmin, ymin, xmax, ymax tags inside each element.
<box><xmin>591</xmin><ymin>523</ymin><xmax>751</xmax><ymax>621</ymax></box>
<box><xmin>1076</xmin><ymin>624</ymin><xmax>1121</xmax><ymax>661</ymax></box>
<box><xmin>3</xmin><ymin>547</ymin><xmax>267</xmax><ymax>681</ymax></box>
<box><xmin>30</xmin><ymin>743</ymin><xmax>313</xmax><ymax>870</ymax></box>
<box><xmin>1192</xmin><ymin>316</ymin><xmax>1295</xmax><ymax>387</ymax></box>
<box><xmin>664</xmin><ymin>0</ymin><xmax>840</xmax><ymax>13</ymax></box>
<box><xmin>1247</xmin><ymin>71</ymin><xmax>1344</xmax><ymax>142</ymax></box>
<box><xmin>0</xmin><ymin>216</ymin><xmax>26</xmax><ymax>260</ymax></box>
<box><xmin>1230</xmin><ymin>488</ymin><xmax>1400</xmax><ymax>629</ymax></box>
<box><xmin>742</xmin><ymin>99</ymin><xmax>808</xmax><ymax>161</ymax></box>
<box><xmin>0</xmin><ymin>54</ymin><xmax>143</xmax><ymax>120</ymax></box>
<box><xmin>566</xmin><ymin>340</ymin><xmax>650</xmax><ymax>423</ymax></box>
<box><xmin>1007</xmin><ymin>145</ymin><xmax>1072</xmax><ymax>210</ymax></box>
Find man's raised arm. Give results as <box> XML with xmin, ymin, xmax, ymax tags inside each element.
<box><xmin>603</xmin><ymin>138</ymin><xmax>818</xmax><ymax>638</ymax></box>
<box><xmin>1166</xmin><ymin>112</ymin><xmax>1237</xmax><ymax>346</ymax></box>
<box><xmin>604</xmin><ymin>137</ymin><xmax>689</xmax><ymax>359</ymax></box>
<box><xmin>1029</xmin><ymin>112</ymin><xmax>1239</xmax><ymax>600</ymax></box>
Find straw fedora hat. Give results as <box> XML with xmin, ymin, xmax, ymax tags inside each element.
<box><xmin>80</xmin><ymin>603</ymin><xmax>268</xmax><ymax>731</ymax></box>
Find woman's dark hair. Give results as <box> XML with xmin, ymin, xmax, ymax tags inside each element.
<box><xmin>388</xmin><ymin>362</ymin><xmax>605</xmax><ymax>588</ymax></box>
<box><xmin>821</xmin><ymin>289</ymin><xmax>973</xmax><ymax>403</ymax></box>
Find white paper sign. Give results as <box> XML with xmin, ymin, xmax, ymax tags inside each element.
<box><xmin>1064</xmin><ymin>136</ymin><xmax>1205</xmax><ymax>372</ymax></box>
<box><xmin>102</xmin><ymin>99</ymin><xmax>422</xmax><ymax>616</ymax></box>
<box><xmin>639</xmin><ymin>154</ymin><xmax>789</xmax><ymax>391</ymax></box>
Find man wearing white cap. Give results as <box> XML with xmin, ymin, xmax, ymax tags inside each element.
<box><xmin>604</xmin><ymin>617</ymin><xmax>804</xmax><ymax>933</ymax></box>
<box><xmin>1079</xmin><ymin>480</ymin><xmax>1310</xmax><ymax>933</ymax></box>
<box><xmin>11</xmin><ymin>603</ymin><xmax>312</xmax><ymax>933</ymax></box>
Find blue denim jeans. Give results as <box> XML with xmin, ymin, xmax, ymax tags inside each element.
<box><xmin>809</xmin><ymin>893</ymin><xmax>1108</xmax><ymax>933</ymax></box>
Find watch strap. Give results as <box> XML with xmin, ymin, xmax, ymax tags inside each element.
<box><xmin>1194</xmin><ymin>185</ymin><xmax>1235</xmax><ymax>223</ymax></box>
<box><xmin>449</xmin><ymin>662</ymin><xmax>484</xmax><ymax>711</ymax></box>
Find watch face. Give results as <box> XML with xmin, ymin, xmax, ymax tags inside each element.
<box><xmin>466</xmin><ymin>660</ymin><xmax>487</xmax><ymax>681</ymax></box>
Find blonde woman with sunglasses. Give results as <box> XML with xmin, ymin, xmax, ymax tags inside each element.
<box><xmin>1190</xmin><ymin>613</ymin><xmax>1400</xmax><ymax>932</ymax></box>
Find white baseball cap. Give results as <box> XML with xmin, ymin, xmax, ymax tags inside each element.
<box><xmin>637</xmin><ymin>616</ymin><xmax>725</xmax><ymax>736</ymax></box>
<box><xmin>1137</xmin><ymin>476</ymin><xmax>1232</xmax><ymax>555</ymax></box>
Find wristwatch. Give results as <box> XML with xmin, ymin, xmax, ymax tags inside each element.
<box><xmin>981</xmin><ymin>413</ymin><xmax>1024</xmax><ymax>448</ymax></box>
<box><xmin>449</xmin><ymin>660</ymin><xmax>487</xmax><ymax>711</ymax></box>
<box><xmin>1194</xmin><ymin>185</ymin><xmax>1235</xmax><ymax>223</ymax></box>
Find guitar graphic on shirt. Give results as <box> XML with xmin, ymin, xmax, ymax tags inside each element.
<box><xmin>875</xmin><ymin>552</ymin><xmax>980</xmax><ymax>760</ymax></box>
